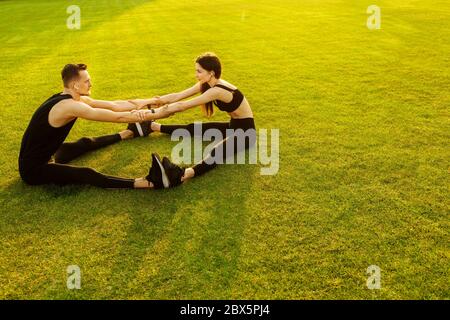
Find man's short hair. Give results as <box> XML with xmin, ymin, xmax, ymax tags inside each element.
<box><xmin>61</xmin><ymin>63</ymin><xmax>87</xmax><ymax>87</ymax></box>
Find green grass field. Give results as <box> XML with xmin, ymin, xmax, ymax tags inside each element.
<box><xmin>0</xmin><ymin>0</ymin><xmax>448</xmax><ymax>299</ymax></box>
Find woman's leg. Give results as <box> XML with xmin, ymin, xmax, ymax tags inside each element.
<box><xmin>184</xmin><ymin>121</ymin><xmax>257</xmax><ymax>180</ymax></box>
<box><xmin>152</xmin><ymin>121</ymin><xmax>230</xmax><ymax>137</ymax></box>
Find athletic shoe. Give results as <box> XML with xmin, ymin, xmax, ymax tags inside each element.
<box><xmin>162</xmin><ymin>156</ymin><xmax>185</xmax><ymax>188</ymax></box>
<box><xmin>146</xmin><ymin>153</ymin><xmax>170</xmax><ymax>189</ymax></box>
<box><xmin>127</xmin><ymin>121</ymin><xmax>153</xmax><ymax>138</ymax></box>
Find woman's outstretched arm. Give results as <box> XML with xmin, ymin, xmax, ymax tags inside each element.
<box><xmin>130</xmin><ymin>83</ymin><xmax>202</xmax><ymax>108</ymax></box>
<box><xmin>157</xmin><ymin>82</ymin><xmax>202</xmax><ymax>104</ymax></box>
<box><xmin>151</xmin><ymin>88</ymin><xmax>219</xmax><ymax>116</ymax></box>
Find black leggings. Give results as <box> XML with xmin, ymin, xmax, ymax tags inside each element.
<box><xmin>160</xmin><ymin>118</ymin><xmax>256</xmax><ymax>176</ymax></box>
<box><xmin>19</xmin><ymin>134</ymin><xmax>135</xmax><ymax>188</ymax></box>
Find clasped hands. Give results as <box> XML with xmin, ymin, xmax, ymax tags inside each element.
<box><xmin>129</xmin><ymin>96</ymin><xmax>171</xmax><ymax>122</ymax></box>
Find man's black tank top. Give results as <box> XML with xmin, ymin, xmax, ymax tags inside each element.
<box><xmin>19</xmin><ymin>93</ymin><xmax>76</xmax><ymax>173</ymax></box>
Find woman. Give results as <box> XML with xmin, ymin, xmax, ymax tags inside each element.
<box><xmin>136</xmin><ymin>52</ymin><xmax>256</xmax><ymax>187</ymax></box>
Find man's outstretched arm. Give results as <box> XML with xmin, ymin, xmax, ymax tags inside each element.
<box><xmin>68</xmin><ymin>101</ymin><xmax>149</xmax><ymax>123</ymax></box>
<box><xmin>66</xmin><ymin>100</ymin><xmax>177</xmax><ymax>124</ymax></box>
<box><xmin>80</xmin><ymin>96</ymin><xmax>159</xmax><ymax>112</ymax></box>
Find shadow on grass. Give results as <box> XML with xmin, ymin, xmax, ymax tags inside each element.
<box><xmin>0</xmin><ymin>146</ymin><xmax>258</xmax><ymax>299</ymax></box>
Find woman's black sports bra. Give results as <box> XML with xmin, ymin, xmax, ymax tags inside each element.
<box><xmin>210</xmin><ymin>84</ymin><xmax>245</xmax><ymax>112</ymax></box>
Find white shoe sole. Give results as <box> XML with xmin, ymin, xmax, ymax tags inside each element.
<box><xmin>153</xmin><ymin>155</ymin><xmax>170</xmax><ymax>188</ymax></box>
<box><xmin>135</xmin><ymin>123</ymin><xmax>144</xmax><ymax>137</ymax></box>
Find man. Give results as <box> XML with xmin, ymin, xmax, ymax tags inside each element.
<box><xmin>18</xmin><ymin>63</ymin><xmax>177</xmax><ymax>189</ymax></box>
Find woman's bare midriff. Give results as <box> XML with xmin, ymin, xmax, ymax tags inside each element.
<box><xmin>229</xmin><ymin>97</ymin><xmax>254</xmax><ymax>119</ymax></box>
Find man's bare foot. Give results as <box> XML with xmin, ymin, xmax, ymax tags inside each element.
<box><xmin>134</xmin><ymin>177</ymin><xmax>153</xmax><ymax>189</ymax></box>
<box><xmin>119</xmin><ymin>129</ymin><xmax>134</xmax><ymax>140</ymax></box>
<box><xmin>150</xmin><ymin>122</ymin><xmax>161</xmax><ymax>132</ymax></box>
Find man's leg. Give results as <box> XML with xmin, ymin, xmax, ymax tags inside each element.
<box><xmin>54</xmin><ymin>129</ymin><xmax>134</xmax><ymax>164</ymax></box>
<box><xmin>29</xmin><ymin>162</ymin><xmax>151</xmax><ymax>189</ymax></box>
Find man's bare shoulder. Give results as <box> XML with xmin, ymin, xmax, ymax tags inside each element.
<box><xmin>54</xmin><ymin>97</ymin><xmax>88</xmax><ymax>110</ymax></box>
